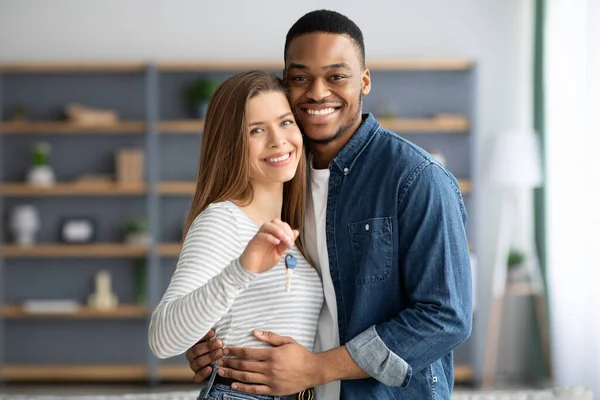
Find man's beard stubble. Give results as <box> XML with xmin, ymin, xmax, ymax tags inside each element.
<box><xmin>299</xmin><ymin>94</ymin><xmax>363</xmax><ymax>146</ymax></box>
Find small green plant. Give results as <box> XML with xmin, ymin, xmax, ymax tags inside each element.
<box><xmin>13</xmin><ymin>104</ymin><xmax>28</xmax><ymax>120</ymax></box>
<box><xmin>121</xmin><ymin>216</ymin><xmax>149</xmax><ymax>235</ymax></box>
<box><xmin>31</xmin><ymin>142</ymin><xmax>51</xmax><ymax>166</ymax></box>
<box><xmin>186</xmin><ymin>78</ymin><xmax>219</xmax><ymax>109</ymax></box>
<box><xmin>507</xmin><ymin>249</ymin><xmax>526</xmax><ymax>269</ymax></box>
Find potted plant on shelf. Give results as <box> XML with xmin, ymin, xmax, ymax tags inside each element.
<box><xmin>26</xmin><ymin>142</ymin><xmax>56</xmax><ymax>187</ymax></box>
<box><xmin>186</xmin><ymin>78</ymin><xmax>219</xmax><ymax>119</ymax></box>
<box><xmin>507</xmin><ymin>248</ymin><xmax>528</xmax><ymax>282</ymax></box>
<box><xmin>12</xmin><ymin>104</ymin><xmax>28</xmax><ymax>123</ymax></box>
<box><xmin>121</xmin><ymin>216</ymin><xmax>150</xmax><ymax>246</ymax></box>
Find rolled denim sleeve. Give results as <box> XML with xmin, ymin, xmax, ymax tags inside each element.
<box><xmin>346</xmin><ymin>162</ymin><xmax>472</xmax><ymax>386</ymax></box>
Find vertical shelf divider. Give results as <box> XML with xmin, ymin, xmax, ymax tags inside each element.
<box><xmin>145</xmin><ymin>61</ymin><xmax>161</xmax><ymax>385</ymax></box>
<box><xmin>0</xmin><ymin>73</ymin><xmax>5</xmax><ymax>386</ymax></box>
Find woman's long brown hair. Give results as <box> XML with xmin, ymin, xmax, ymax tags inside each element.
<box><xmin>182</xmin><ymin>70</ymin><xmax>309</xmax><ymax>262</ymax></box>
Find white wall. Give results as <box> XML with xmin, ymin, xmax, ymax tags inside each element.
<box><xmin>0</xmin><ymin>0</ymin><xmax>535</xmax><ymax>383</ymax></box>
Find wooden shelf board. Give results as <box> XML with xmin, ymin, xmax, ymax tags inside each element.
<box><xmin>2</xmin><ymin>244</ymin><xmax>148</xmax><ymax>258</ymax></box>
<box><xmin>0</xmin><ymin>121</ymin><xmax>145</xmax><ymax>134</ymax></box>
<box><xmin>454</xmin><ymin>364</ymin><xmax>473</xmax><ymax>382</ymax></box>
<box><xmin>0</xmin><ymin>182</ymin><xmax>147</xmax><ymax>196</ymax></box>
<box><xmin>158</xmin><ymin>365</ymin><xmax>194</xmax><ymax>381</ymax></box>
<box><xmin>0</xmin><ymin>365</ymin><xmax>148</xmax><ymax>381</ymax></box>
<box><xmin>1</xmin><ymin>304</ymin><xmax>148</xmax><ymax>319</ymax></box>
<box><xmin>159</xmin><ymin>120</ymin><xmax>204</xmax><ymax>133</ymax></box>
<box><xmin>158</xmin><ymin>181</ymin><xmax>196</xmax><ymax>195</ymax></box>
<box><xmin>0</xmin><ymin>61</ymin><xmax>146</xmax><ymax>74</ymax></box>
<box><xmin>159</xmin><ymin>117</ymin><xmax>469</xmax><ymax>135</ymax></box>
<box><xmin>157</xmin><ymin>60</ymin><xmax>284</xmax><ymax>72</ymax></box>
<box><xmin>459</xmin><ymin>179</ymin><xmax>472</xmax><ymax>194</ymax></box>
<box><xmin>157</xmin><ymin>58</ymin><xmax>473</xmax><ymax>72</ymax></box>
<box><xmin>368</xmin><ymin>59</ymin><xmax>473</xmax><ymax>71</ymax></box>
<box><xmin>0</xmin><ymin>363</ymin><xmax>470</xmax><ymax>382</ymax></box>
<box><xmin>159</xmin><ymin>243</ymin><xmax>182</xmax><ymax>257</ymax></box>
<box><xmin>380</xmin><ymin>116</ymin><xmax>469</xmax><ymax>132</ymax></box>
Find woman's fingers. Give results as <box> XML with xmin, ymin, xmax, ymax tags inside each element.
<box><xmin>260</xmin><ymin>221</ymin><xmax>294</xmax><ymax>248</ymax></box>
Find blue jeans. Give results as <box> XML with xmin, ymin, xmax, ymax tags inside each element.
<box><xmin>198</xmin><ymin>384</ymin><xmax>298</xmax><ymax>400</ymax></box>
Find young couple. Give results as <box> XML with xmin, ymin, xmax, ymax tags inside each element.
<box><xmin>149</xmin><ymin>9</ymin><xmax>472</xmax><ymax>400</ymax></box>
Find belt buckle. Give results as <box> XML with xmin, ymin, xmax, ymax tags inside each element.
<box><xmin>296</xmin><ymin>387</ymin><xmax>315</xmax><ymax>400</ymax></box>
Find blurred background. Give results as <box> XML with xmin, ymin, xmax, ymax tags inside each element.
<box><xmin>0</xmin><ymin>0</ymin><xmax>598</xmax><ymax>398</ymax></box>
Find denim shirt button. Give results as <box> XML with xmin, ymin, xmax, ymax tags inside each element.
<box><xmin>343</xmin><ymin>167</ymin><xmax>349</xmax><ymax>174</ymax></box>
<box><xmin>365</xmin><ymin>224</ymin><xmax>370</xmax><ymax>231</ymax></box>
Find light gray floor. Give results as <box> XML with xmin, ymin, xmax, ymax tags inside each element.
<box><xmin>0</xmin><ymin>384</ymin><xmax>199</xmax><ymax>396</ymax></box>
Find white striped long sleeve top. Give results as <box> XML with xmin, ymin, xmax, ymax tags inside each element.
<box><xmin>148</xmin><ymin>201</ymin><xmax>324</xmax><ymax>359</ymax></box>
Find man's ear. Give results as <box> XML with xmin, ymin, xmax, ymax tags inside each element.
<box><xmin>361</xmin><ymin>68</ymin><xmax>371</xmax><ymax>96</ymax></box>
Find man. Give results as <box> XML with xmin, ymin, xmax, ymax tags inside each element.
<box><xmin>185</xmin><ymin>9</ymin><xmax>472</xmax><ymax>399</ymax></box>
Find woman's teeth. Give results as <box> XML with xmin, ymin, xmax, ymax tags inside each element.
<box><xmin>266</xmin><ymin>153</ymin><xmax>291</xmax><ymax>163</ymax></box>
<box><xmin>306</xmin><ymin>108</ymin><xmax>335</xmax><ymax>116</ymax></box>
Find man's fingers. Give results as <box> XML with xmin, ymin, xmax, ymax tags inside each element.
<box><xmin>218</xmin><ymin>367</ymin><xmax>269</xmax><ymax>385</ymax></box>
<box><xmin>224</xmin><ymin>346</ymin><xmax>272</xmax><ymax>361</ymax></box>
<box><xmin>192</xmin><ymin>366</ymin><xmax>213</xmax><ymax>383</ymax></box>
<box><xmin>252</xmin><ymin>330</ymin><xmax>294</xmax><ymax>347</ymax></box>
<box><xmin>218</xmin><ymin>358</ymin><xmax>267</xmax><ymax>374</ymax></box>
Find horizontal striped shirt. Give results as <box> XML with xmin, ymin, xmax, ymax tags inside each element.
<box><xmin>149</xmin><ymin>201</ymin><xmax>324</xmax><ymax>359</ymax></box>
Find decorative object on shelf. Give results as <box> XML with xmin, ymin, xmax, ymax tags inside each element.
<box><xmin>26</xmin><ymin>141</ymin><xmax>56</xmax><ymax>187</ymax></box>
<box><xmin>121</xmin><ymin>216</ymin><xmax>150</xmax><ymax>245</ymax></box>
<box><xmin>375</xmin><ymin>103</ymin><xmax>398</xmax><ymax>119</ymax></box>
<box><xmin>65</xmin><ymin>103</ymin><xmax>119</xmax><ymax>126</ymax></box>
<box><xmin>507</xmin><ymin>248</ymin><xmax>528</xmax><ymax>282</ymax></box>
<box><xmin>59</xmin><ymin>218</ymin><xmax>96</xmax><ymax>244</ymax></box>
<box><xmin>9</xmin><ymin>205</ymin><xmax>40</xmax><ymax>246</ymax></box>
<box><xmin>134</xmin><ymin>258</ymin><xmax>147</xmax><ymax>304</ymax></box>
<box><xmin>116</xmin><ymin>148</ymin><xmax>145</xmax><ymax>184</ymax></box>
<box><xmin>428</xmin><ymin>149</ymin><xmax>447</xmax><ymax>168</ymax></box>
<box><xmin>87</xmin><ymin>270</ymin><xmax>118</xmax><ymax>310</ymax></box>
<box><xmin>22</xmin><ymin>299</ymin><xmax>79</xmax><ymax>314</ymax></box>
<box><xmin>12</xmin><ymin>104</ymin><xmax>28</xmax><ymax>122</ymax></box>
<box><xmin>186</xmin><ymin>78</ymin><xmax>219</xmax><ymax>119</ymax></box>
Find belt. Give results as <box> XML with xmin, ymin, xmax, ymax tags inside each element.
<box><xmin>213</xmin><ymin>375</ymin><xmax>315</xmax><ymax>400</ymax></box>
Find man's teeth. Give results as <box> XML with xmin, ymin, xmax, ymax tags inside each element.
<box><xmin>306</xmin><ymin>108</ymin><xmax>336</xmax><ymax>116</ymax></box>
<box><xmin>266</xmin><ymin>153</ymin><xmax>291</xmax><ymax>163</ymax></box>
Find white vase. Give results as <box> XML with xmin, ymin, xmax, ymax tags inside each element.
<box><xmin>10</xmin><ymin>205</ymin><xmax>40</xmax><ymax>246</ymax></box>
<box><xmin>27</xmin><ymin>165</ymin><xmax>56</xmax><ymax>187</ymax></box>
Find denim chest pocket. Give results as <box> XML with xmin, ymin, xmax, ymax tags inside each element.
<box><xmin>348</xmin><ymin>217</ymin><xmax>393</xmax><ymax>285</ymax></box>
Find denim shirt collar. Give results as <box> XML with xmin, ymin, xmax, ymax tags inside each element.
<box><xmin>331</xmin><ymin>113</ymin><xmax>379</xmax><ymax>174</ymax></box>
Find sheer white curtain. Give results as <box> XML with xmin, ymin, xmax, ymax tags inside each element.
<box><xmin>545</xmin><ymin>0</ymin><xmax>600</xmax><ymax>396</ymax></box>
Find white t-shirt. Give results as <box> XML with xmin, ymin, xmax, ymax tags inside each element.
<box><xmin>305</xmin><ymin>166</ymin><xmax>341</xmax><ymax>400</ymax></box>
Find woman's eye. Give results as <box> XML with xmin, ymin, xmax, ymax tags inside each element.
<box><xmin>281</xmin><ymin>119</ymin><xmax>294</xmax><ymax>127</ymax></box>
<box><xmin>250</xmin><ymin>127</ymin><xmax>263</xmax><ymax>135</ymax></box>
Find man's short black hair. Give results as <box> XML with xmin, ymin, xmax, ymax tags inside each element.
<box><xmin>284</xmin><ymin>10</ymin><xmax>365</xmax><ymax>68</ymax></box>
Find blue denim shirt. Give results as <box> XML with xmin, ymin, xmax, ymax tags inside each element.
<box><xmin>327</xmin><ymin>113</ymin><xmax>472</xmax><ymax>399</ymax></box>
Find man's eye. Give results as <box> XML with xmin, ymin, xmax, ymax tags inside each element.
<box><xmin>290</xmin><ymin>76</ymin><xmax>308</xmax><ymax>82</ymax></box>
<box><xmin>331</xmin><ymin>75</ymin><xmax>345</xmax><ymax>81</ymax></box>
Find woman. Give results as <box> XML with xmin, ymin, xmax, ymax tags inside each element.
<box><xmin>148</xmin><ymin>71</ymin><xmax>323</xmax><ymax>400</ymax></box>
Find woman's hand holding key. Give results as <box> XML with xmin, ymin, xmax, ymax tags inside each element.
<box><xmin>241</xmin><ymin>219</ymin><xmax>298</xmax><ymax>274</ymax></box>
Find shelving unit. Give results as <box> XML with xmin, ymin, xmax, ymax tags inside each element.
<box><xmin>0</xmin><ymin>58</ymin><xmax>477</xmax><ymax>385</ymax></box>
